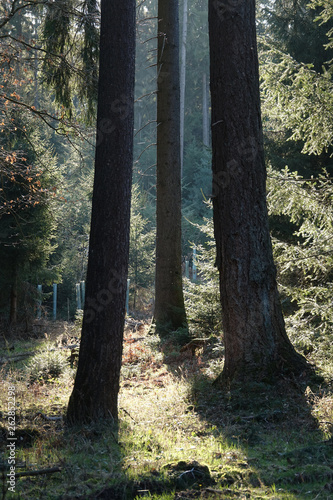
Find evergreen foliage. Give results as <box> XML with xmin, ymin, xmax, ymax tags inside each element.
<box><xmin>260</xmin><ymin>0</ymin><xmax>331</xmax><ymax>69</ymax></box>
<box><xmin>183</xmin><ymin>204</ymin><xmax>222</xmax><ymax>337</ymax></box>
<box><xmin>260</xmin><ymin>0</ymin><xmax>333</xmax><ymax>364</ymax></box>
<box><xmin>309</xmin><ymin>0</ymin><xmax>333</xmax><ymax>52</ymax></box>
<box><xmin>41</xmin><ymin>0</ymin><xmax>100</xmax><ymax>120</ymax></box>
<box><xmin>267</xmin><ymin>166</ymin><xmax>333</xmax><ymax>360</ymax></box>
<box><xmin>182</xmin><ymin>142</ymin><xmax>212</xmax><ymax>255</ymax></box>
<box><xmin>0</xmin><ymin>120</ymin><xmax>60</xmax><ymax>321</ymax></box>
<box><xmin>0</xmin><ymin>0</ymin><xmax>98</xmax><ymax>322</ymax></box>
<box><xmin>260</xmin><ymin>0</ymin><xmax>333</xmax><ymax>156</ymax></box>
<box><xmin>26</xmin><ymin>348</ymin><xmax>68</xmax><ymax>383</ymax></box>
<box><xmin>129</xmin><ymin>184</ymin><xmax>155</xmax><ymax>312</ymax></box>
<box><xmin>260</xmin><ymin>44</ymin><xmax>333</xmax><ymax>155</ymax></box>
<box><xmin>51</xmin><ymin>143</ymin><xmax>93</xmax><ymax>319</ymax></box>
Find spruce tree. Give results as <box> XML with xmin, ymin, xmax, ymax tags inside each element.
<box><xmin>67</xmin><ymin>0</ymin><xmax>136</xmax><ymax>423</ymax></box>
<box><xmin>153</xmin><ymin>0</ymin><xmax>187</xmax><ymax>334</ymax></box>
<box><xmin>209</xmin><ymin>0</ymin><xmax>311</xmax><ymax>383</ymax></box>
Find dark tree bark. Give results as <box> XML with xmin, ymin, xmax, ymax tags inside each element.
<box><xmin>9</xmin><ymin>263</ymin><xmax>18</xmax><ymax>325</ymax></box>
<box><xmin>209</xmin><ymin>0</ymin><xmax>310</xmax><ymax>384</ymax></box>
<box><xmin>67</xmin><ymin>0</ymin><xmax>136</xmax><ymax>423</ymax></box>
<box><xmin>153</xmin><ymin>0</ymin><xmax>187</xmax><ymax>334</ymax></box>
<box><xmin>10</xmin><ymin>283</ymin><xmax>17</xmax><ymax>325</ymax></box>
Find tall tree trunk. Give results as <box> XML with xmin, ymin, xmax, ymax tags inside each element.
<box><xmin>67</xmin><ymin>0</ymin><xmax>136</xmax><ymax>423</ymax></box>
<box><xmin>180</xmin><ymin>0</ymin><xmax>188</xmax><ymax>175</ymax></box>
<box><xmin>208</xmin><ymin>0</ymin><xmax>310</xmax><ymax>383</ymax></box>
<box><xmin>154</xmin><ymin>0</ymin><xmax>187</xmax><ymax>334</ymax></box>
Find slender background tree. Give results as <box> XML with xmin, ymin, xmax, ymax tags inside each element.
<box><xmin>153</xmin><ymin>0</ymin><xmax>187</xmax><ymax>334</ymax></box>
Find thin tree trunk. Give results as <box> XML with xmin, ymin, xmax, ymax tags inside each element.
<box><xmin>208</xmin><ymin>0</ymin><xmax>310</xmax><ymax>384</ymax></box>
<box><xmin>202</xmin><ymin>73</ymin><xmax>209</xmax><ymax>147</ymax></box>
<box><xmin>67</xmin><ymin>0</ymin><xmax>136</xmax><ymax>423</ymax></box>
<box><xmin>180</xmin><ymin>0</ymin><xmax>188</xmax><ymax>175</ymax></box>
<box><xmin>33</xmin><ymin>16</ymin><xmax>39</xmax><ymax>109</ymax></box>
<box><xmin>154</xmin><ymin>0</ymin><xmax>187</xmax><ymax>334</ymax></box>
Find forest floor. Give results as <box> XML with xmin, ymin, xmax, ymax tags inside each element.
<box><xmin>1</xmin><ymin>319</ymin><xmax>333</xmax><ymax>499</ymax></box>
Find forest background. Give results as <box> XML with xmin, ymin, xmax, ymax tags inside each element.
<box><xmin>1</xmin><ymin>0</ymin><xmax>333</xmax><ymax>499</ymax></box>
<box><xmin>0</xmin><ymin>0</ymin><xmax>332</xmax><ymax>355</ymax></box>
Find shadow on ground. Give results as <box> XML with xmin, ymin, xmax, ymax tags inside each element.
<box><xmin>2</xmin><ymin>323</ymin><xmax>333</xmax><ymax>500</ymax></box>
<box><xmin>85</xmin><ymin>333</ymin><xmax>333</xmax><ymax>499</ymax></box>
<box><xmin>167</xmin><ymin>345</ymin><xmax>333</xmax><ymax>499</ymax></box>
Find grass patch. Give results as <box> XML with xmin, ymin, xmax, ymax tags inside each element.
<box><xmin>0</xmin><ymin>320</ymin><xmax>333</xmax><ymax>499</ymax></box>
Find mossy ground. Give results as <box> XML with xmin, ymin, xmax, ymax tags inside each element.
<box><xmin>1</xmin><ymin>319</ymin><xmax>333</xmax><ymax>499</ymax></box>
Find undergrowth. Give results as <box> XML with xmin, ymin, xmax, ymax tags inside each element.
<box><xmin>0</xmin><ymin>320</ymin><xmax>333</xmax><ymax>499</ymax></box>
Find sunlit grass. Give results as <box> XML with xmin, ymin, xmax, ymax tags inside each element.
<box><xmin>1</xmin><ymin>320</ymin><xmax>333</xmax><ymax>499</ymax></box>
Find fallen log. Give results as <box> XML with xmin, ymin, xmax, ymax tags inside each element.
<box><xmin>15</xmin><ymin>467</ymin><xmax>62</xmax><ymax>478</ymax></box>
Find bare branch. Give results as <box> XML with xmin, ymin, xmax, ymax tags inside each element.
<box><xmin>0</xmin><ymin>1</ymin><xmax>48</xmax><ymax>30</ymax></box>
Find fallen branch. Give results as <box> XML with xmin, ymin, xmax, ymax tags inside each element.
<box><xmin>120</xmin><ymin>407</ymin><xmax>137</xmax><ymax>423</ymax></box>
<box><xmin>15</xmin><ymin>467</ymin><xmax>62</xmax><ymax>478</ymax></box>
<box><xmin>35</xmin><ymin>412</ymin><xmax>62</xmax><ymax>421</ymax></box>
